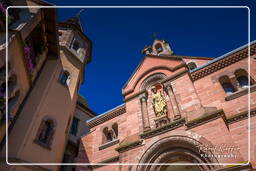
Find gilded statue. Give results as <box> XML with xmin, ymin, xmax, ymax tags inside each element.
<box><xmin>151</xmin><ymin>86</ymin><xmax>167</xmax><ymax>117</ymax></box>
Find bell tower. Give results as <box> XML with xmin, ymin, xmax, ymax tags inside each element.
<box><xmin>142</xmin><ymin>39</ymin><xmax>174</xmax><ymax>56</ymax></box>
<box><xmin>152</xmin><ymin>39</ymin><xmax>174</xmax><ymax>55</ymax></box>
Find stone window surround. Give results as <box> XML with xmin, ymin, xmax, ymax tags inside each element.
<box><xmin>225</xmin><ymin>84</ymin><xmax>256</xmax><ymax>101</ymax></box>
<box><xmin>216</xmin><ymin>68</ymin><xmax>256</xmax><ymax>100</ymax></box>
<box><xmin>34</xmin><ymin>116</ymin><xmax>57</xmax><ymax>150</ymax></box>
<box><xmin>98</xmin><ymin>138</ymin><xmax>119</xmax><ymax>150</ymax></box>
<box><xmin>100</xmin><ymin>122</ymin><xmax>119</xmax><ymax>149</ymax></box>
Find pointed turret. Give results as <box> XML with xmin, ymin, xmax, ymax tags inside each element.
<box><xmin>62</xmin><ymin>9</ymin><xmax>84</xmax><ymax>32</ymax></box>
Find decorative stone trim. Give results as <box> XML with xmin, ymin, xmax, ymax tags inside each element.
<box><xmin>227</xmin><ymin>108</ymin><xmax>256</xmax><ymax>124</ymax></box>
<box><xmin>124</xmin><ymin>89</ymin><xmax>147</xmax><ymax>102</ymax></box>
<box><xmin>91</xmin><ymin>156</ymin><xmax>119</xmax><ymax>169</ymax></box>
<box><xmin>191</xmin><ymin>44</ymin><xmax>256</xmax><ymax>81</ymax></box>
<box><xmin>123</xmin><ymin>62</ymin><xmax>186</xmax><ymax>96</ymax></box>
<box><xmin>87</xmin><ymin>104</ymin><xmax>126</xmax><ymax>128</ymax></box>
<box><xmin>161</xmin><ymin>68</ymin><xmax>188</xmax><ymax>84</ymax></box>
<box><xmin>225</xmin><ymin>84</ymin><xmax>256</xmax><ymax>101</ymax></box>
<box><xmin>186</xmin><ymin>109</ymin><xmax>225</xmax><ymax>129</ymax></box>
<box><xmin>140</xmin><ymin>118</ymin><xmax>185</xmax><ymax>139</ymax></box>
<box><xmin>99</xmin><ymin>139</ymin><xmax>119</xmax><ymax>150</ymax></box>
<box><xmin>115</xmin><ymin>139</ymin><xmax>143</xmax><ymax>153</ymax></box>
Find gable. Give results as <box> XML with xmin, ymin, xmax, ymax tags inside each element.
<box><xmin>122</xmin><ymin>55</ymin><xmax>186</xmax><ymax>98</ymax></box>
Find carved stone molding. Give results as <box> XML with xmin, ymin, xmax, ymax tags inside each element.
<box><xmin>136</xmin><ymin>135</ymin><xmax>218</xmax><ymax>171</ymax></box>
<box><xmin>140</xmin><ymin>118</ymin><xmax>185</xmax><ymax>139</ymax></box>
<box><xmin>99</xmin><ymin>139</ymin><xmax>120</xmax><ymax>150</ymax></box>
<box><xmin>227</xmin><ymin>107</ymin><xmax>256</xmax><ymax>124</ymax></box>
<box><xmin>115</xmin><ymin>139</ymin><xmax>143</xmax><ymax>153</ymax></box>
<box><xmin>191</xmin><ymin>44</ymin><xmax>256</xmax><ymax>81</ymax></box>
<box><xmin>87</xmin><ymin>104</ymin><xmax>126</xmax><ymax>128</ymax></box>
<box><xmin>186</xmin><ymin>109</ymin><xmax>225</xmax><ymax>129</ymax></box>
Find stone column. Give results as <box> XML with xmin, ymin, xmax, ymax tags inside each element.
<box><xmin>139</xmin><ymin>93</ymin><xmax>150</xmax><ymax>131</ymax></box>
<box><xmin>165</xmin><ymin>83</ymin><xmax>181</xmax><ymax>120</ymax></box>
<box><xmin>230</xmin><ymin>75</ymin><xmax>240</xmax><ymax>91</ymax></box>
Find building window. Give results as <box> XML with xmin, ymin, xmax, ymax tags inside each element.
<box><xmin>234</xmin><ymin>69</ymin><xmax>254</xmax><ymax>89</ymax></box>
<box><xmin>155</xmin><ymin>43</ymin><xmax>163</xmax><ymax>53</ymax></box>
<box><xmin>35</xmin><ymin>119</ymin><xmax>56</xmax><ymax>147</ymax></box>
<box><xmin>70</xmin><ymin>117</ymin><xmax>79</xmax><ymax>136</ymax></box>
<box><xmin>219</xmin><ymin>76</ymin><xmax>236</xmax><ymax>95</ymax></box>
<box><xmin>102</xmin><ymin>123</ymin><xmax>118</xmax><ymax>144</ymax></box>
<box><xmin>72</xmin><ymin>40</ymin><xmax>80</xmax><ymax>52</ymax></box>
<box><xmin>237</xmin><ymin>76</ymin><xmax>249</xmax><ymax>88</ymax></box>
<box><xmin>187</xmin><ymin>62</ymin><xmax>197</xmax><ymax>70</ymax></box>
<box><xmin>59</xmin><ymin>70</ymin><xmax>71</xmax><ymax>86</ymax></box>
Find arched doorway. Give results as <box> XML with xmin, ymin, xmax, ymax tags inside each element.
<box><xmin>136</xmin><ymin>136</ymin><xmax>219</xmax><ymax>171</ymax></box>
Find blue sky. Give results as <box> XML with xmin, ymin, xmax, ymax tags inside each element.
<box><xmin>47</xmin><ymin>0</ymin><xmax>255</xmax><ymax>114</ymax></box>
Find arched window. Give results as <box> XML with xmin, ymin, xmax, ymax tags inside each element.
<box><xmin>72</xmin><ymin>40</ymin><xmax>80</xmax><ymax>52</ymax></box>
<box><xmin>234</xmin><ymin>69</ymin><xmax>254</xmax><ymax>88</ymax></box>
<box><xmin>102</xmin><ymin>127</ymin><xmax>110</xmax><ymax>143</ymax></box>
<box><xmin>155</xmin><ymin>43</ymin><xmax>163</xmax><ymax>53</ymax></box>
<box><xmin>102</xmin><ymin>124</ymin><xmax>118</xmax><ymax>144</ymax></box>
<box><xmin>187</xmin><ymin>62</ymin><xmax>197</xmax><ymax>70</ymax></box>
<box><xmin>59</xmin><ymin>70</ymin><xmax>71</xmax><ymax>86</ymax></box>
<box><xmin>219</xmin><ymin>76</ymin><xmax>236</xmax><ymax>95</ymax></box>
<box><xmin>36</xmin><ymin>118</ymin><xmax>56</xmax><ymax>147</ymax></box>
<box><xmin>112</xmin><ymin>123</ymin><xmax>118</xmax><ymax>138</ymax></box>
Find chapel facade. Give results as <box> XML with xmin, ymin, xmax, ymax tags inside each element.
<box><xmin>77</xmin><ymin>39</ymin><xmax>256</xmax><ymax>171</ymax></box>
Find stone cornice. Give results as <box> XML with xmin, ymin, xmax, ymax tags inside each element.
<box><xmin>87</xmin><ymin>104</ymin><xmax>126</xmax><ymax>128</ymax></box>
<box><xmin>115</xmin><ymin>139</ymin><xmax>143</xmax><ymax>153</ymax></box>
<box><xmin>140</xmin><ymin>118</ymin><xmax>186</xmax><ymax>139</ymax></box>
<box><xmin>191</xmin><ymin>43</ymin><xmax>256</xmax><ymax>81</ymax></box>
<box><xmin>186</xmin><ymin>110</ymin><xmax>226</xmax><ymax>129</ymax></box>
<box><xmin>227</xmin><ymin>108</ymin><xmax>256</xmax><ymax>124</ymax></box>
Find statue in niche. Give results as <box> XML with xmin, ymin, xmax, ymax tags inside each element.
<box><xmin>151</xmin><ymin>85</ymin><xmax>167</xmax><ymax>117</ymax></box>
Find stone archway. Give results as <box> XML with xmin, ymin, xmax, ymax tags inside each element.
<box><xmin>136</xmin><ymin>135</ymin><xmax>219</xmax><ymax>171</ymax></box>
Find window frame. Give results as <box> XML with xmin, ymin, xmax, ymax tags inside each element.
<box><xmin>59</xmin><ymin>70</ymin><xmax>71</xmax><ymax>87</ymax></box>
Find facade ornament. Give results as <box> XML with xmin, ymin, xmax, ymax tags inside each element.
<box><xmin>139</xmin><ymin>92</ymin><xmax>150</xmax><ymax>131</ymax></box>
<box><xmin>151</xmin><ymin>86</ymin><xmax>167</xmax><ymax>117</ymax></box>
